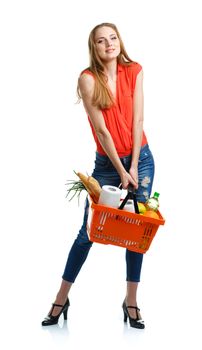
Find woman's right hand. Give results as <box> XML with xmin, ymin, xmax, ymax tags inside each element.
<box><xmin>120</xmin><ymin>171</ymin><xmax>137</xmax><ymax>190</ymax></box>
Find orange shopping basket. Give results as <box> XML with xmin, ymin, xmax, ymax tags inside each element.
<box><xmin>87</xmin><ymin>186</ymin><xmax>165</xmax><ymax>254</ymax></box>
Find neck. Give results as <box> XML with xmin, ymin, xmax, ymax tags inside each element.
<box><xmin>103</xmin><ymin>60</ymin><xmax>118</xmax><ymax>80</ymax></box>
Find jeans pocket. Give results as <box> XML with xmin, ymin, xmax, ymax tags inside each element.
<box><xmin>139</xmin><ymin>145</ymin><xmax>153</xmax><ymax>163</ymax></box>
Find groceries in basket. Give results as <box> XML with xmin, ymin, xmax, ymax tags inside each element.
<box><xmin>66</xmin><ymin>172</ymin><xmax>161</xmax><ymax>220</ymax></box>
<box><xmin>119</xmin><ymin>199</ymin><xmax>146</xmax><ymax>214</ymax></box>
<box><xmin>146</xmin><ymin>192</ymin><xmax>160</xmax><ymax>211</ymax></box>
<box><xmin>120</xmin><ymin>199</ymin><xmax>136</xmax><ymax>213</ymax></box>
<box><xmin>143</xmin><ymin>192</ymin><xmax>160</xmax><ymax>219</ymax></box>
<box><xmin>66</xmin><ymin>172</ymin><xmax>102</xmax><ymax>203</ymax></box>
<box><xmin>98</xmin><ymin>185</ymin><xmax>122</xmax><ymax>208</ymax></box>
<box><xmin>66</xmin><ymin>172</ymin><xmax>165</xmax><ymax>253</ymax></box>
<box><xmin>118</xmin><ymin>191</ymin><xmax>160</xmax><ymax>220</ymax></box>
<box><xmin>119</xmin><ymin>200</ymin><xmax>147</xmax><ymax>214</ymax></box>
<box><xmin>87</xmin><ymin>186</ymin><xmax>165</xmax><ymax>253</ymax></box>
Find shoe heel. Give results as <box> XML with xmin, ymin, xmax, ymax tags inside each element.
<box><xmin>63</xmin><ymin>308</ymin><xmax>68</xmax><ymax>320</ymax></box>
<box><xmin>123</xmin><ymin>310</ymin><xmax>127</xmax><ymax>323</ymax></box>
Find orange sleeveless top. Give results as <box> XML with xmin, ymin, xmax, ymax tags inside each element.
<box><xmin>82</xmin><ymin>62</ymin><xmax>147</xmax><ymax>157</ymax></box>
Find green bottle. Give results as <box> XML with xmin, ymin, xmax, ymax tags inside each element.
<box><xmin>146</xmin><ymin>192</ymin><xmax>160</xmax><ymax>211</ymax></box>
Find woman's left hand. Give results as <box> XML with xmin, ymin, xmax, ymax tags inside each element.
<box><xmin>129</xmin><ymin>166</ymin><xmax>139</xmax><ymax>189</ymax></box>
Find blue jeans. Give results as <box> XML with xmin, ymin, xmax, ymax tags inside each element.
<box><xmin>62</xmin><ymin>144</ymin><xmax>155</xmax><ymax>283</ymax></box>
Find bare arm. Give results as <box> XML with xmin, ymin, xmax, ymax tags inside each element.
<box><xmin>78</xmin><ymin>73</ymin><xmax>136</xmax><ymax>188</ymax></box>
<box><xmin>129</xmin><ymin>69</ymin><xmax>144</xmax><ymax>187</ymax></box>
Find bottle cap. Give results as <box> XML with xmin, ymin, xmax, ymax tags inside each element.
<box><xmin>154</xmin><ymin>192</ymin><xmax>160</xmax><ymax>198</ymax></box>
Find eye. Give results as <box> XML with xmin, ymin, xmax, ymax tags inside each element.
<box><xmin>97</xmin><ymin>39</ymin><xmax>104</xmax><ymax>44</ymax></box>
<box><xmin>111</xmin><ymin>36</ymin><xmax>117</xmax><ymax>40</ymax></box>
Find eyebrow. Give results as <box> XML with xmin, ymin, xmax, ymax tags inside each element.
<box><xmin>96</xmin><ymin>34</ymin><xmax>117</xmax><ymax>40</ymax></box>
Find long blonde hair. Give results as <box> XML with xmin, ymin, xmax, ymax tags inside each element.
<box><xmin>77</xmin><ymin>22</ymin><xmax>134</xmax><ymax>109</ymax></box>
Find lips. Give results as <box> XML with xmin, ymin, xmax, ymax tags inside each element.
<box><xmin>105</xmin><ymin>48</ymin><xmax>115</xmax><ymax>53</ymax></box>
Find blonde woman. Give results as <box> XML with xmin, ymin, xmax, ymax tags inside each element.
<box><xmin>42</xmin><ymin>23</ymin><xmax>155</xmax><ymax>329</ymax></box>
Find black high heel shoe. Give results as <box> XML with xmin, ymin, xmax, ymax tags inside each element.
<box><xmin>41</xmin><ymin>298</ymin><xmax>70</xmax><ymax>326</ymax></box>
<box><xmin>122</xmin><ymin>301</ymin><xmax>145</xmax><ymax>329</ymax></box>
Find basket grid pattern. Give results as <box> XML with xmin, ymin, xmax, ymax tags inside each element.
<box><xmin>87</xmin><ymin>199</ymin><xmax>164</xmax><ymax>253</ymax></box>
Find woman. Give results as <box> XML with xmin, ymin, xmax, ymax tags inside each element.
<box><xmin>42</xmin><ymin>22</ymin><xmax>155</xmax><ymax>329</ymax></box>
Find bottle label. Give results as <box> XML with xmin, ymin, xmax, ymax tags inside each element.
<box><xmin>146</xmin><ymin>198</ymin><xmax>159</xmax><ymax>211</ymax></box>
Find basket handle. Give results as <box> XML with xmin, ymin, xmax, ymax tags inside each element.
<box><xmin>118</xmin><ymin>184</ymin><xmax>140</xmax><ymax>214</ymax></box>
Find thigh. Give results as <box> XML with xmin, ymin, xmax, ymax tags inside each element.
<box><xmin>136</xmin><ymin>144</ymin><xmax>155</xmax><ymax>203</ymax></box>
<box><xmin>91</xmin><ymin>147</ymin><xmax>155</xmax><ymax>202</ymax></box>
<box><xmin>91</xmin><ymin>152</ymin><xmax>121</xmax><ymax>188</ymax></box>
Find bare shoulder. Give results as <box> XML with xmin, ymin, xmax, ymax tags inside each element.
<box><xmin>78</xmin><ymin>73</ymin><xmax>95</xmax><ymax>96</ymax></box>
<box><xmin>137</xmin><ymin>68</ymin><xmax>143</xmax><ymax>78</ymax></box>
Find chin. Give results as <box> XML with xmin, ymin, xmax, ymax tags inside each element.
<box><xmin>104</xmin><ymin>53</ymin><xmax>119</xmax><ymax>61</ymax></box>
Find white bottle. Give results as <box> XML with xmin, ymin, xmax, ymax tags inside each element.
<box><xmin>146</xmin><ymin>192</ymin><xmax>160</xmax><ymax>211</ymax></box>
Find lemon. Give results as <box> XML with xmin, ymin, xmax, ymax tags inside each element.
<box><xmin>137</xmin><ymin>202</ymin><xmax>147</xmax><ymax>214</ymax></box>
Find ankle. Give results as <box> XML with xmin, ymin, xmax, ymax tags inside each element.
<box><xmin>125</xmin><ymin>297</ymin><xmax>137</xmax><ymax>307</ymax></box>
<box><xmin>55</xmin><ymin>292</ymin><xmax>68</xmax><ymax>305</ymax></box>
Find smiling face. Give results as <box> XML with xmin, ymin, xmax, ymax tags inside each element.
<box><xmin>94</xmin><ymin>26</ymin><xmax>121</xmax><ymax>63</ymax></box>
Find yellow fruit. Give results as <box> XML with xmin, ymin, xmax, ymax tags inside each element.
<box><xmin>137</xmin><ymin>202</ymin><xmax>147</xmax><ymax>214</ymax></box>
<box><xmin>143</xmin><ymin>210</ymin><xmax>159</xmax><ymax>219</ymax></box>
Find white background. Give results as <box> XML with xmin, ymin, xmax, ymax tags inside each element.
<box><xmin>0</xmin><ymin>0</ymin><xmax>201</xmax><ymax>349</ymax></box>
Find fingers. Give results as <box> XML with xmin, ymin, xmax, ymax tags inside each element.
<box><xmin>122</xmin><ymin>181</ymin><xmax>129</xmax><ymax>190</ymax></box>
<box><xmin>122</xmin><ymin>176</ymin><xmax>138</xmax><ymax>190</ymax></box>
<box><xmin>122</xmin><ymin>182</ymin><xmax>138</xmax><ymax>190</ymax></box>
<box><xmin>128</xmin><ymin>174</ymin><xmax>137</xmax><ymax>188</ymax></box>
<box><xmin>130</xmin><ymin>181</ymin><xmax>138</xmax><ymax>190</ymax></box>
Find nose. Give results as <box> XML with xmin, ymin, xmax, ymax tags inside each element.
<box><xmin>106</xmin><ymin>39</ymin><xmax>113</xmax><ymax>47</ymax></box>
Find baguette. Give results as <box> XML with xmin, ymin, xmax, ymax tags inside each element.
<box><xmin>76</xmin><ymin>172</ymin><xmax>102</xmax><ymax>203</ymax></box>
